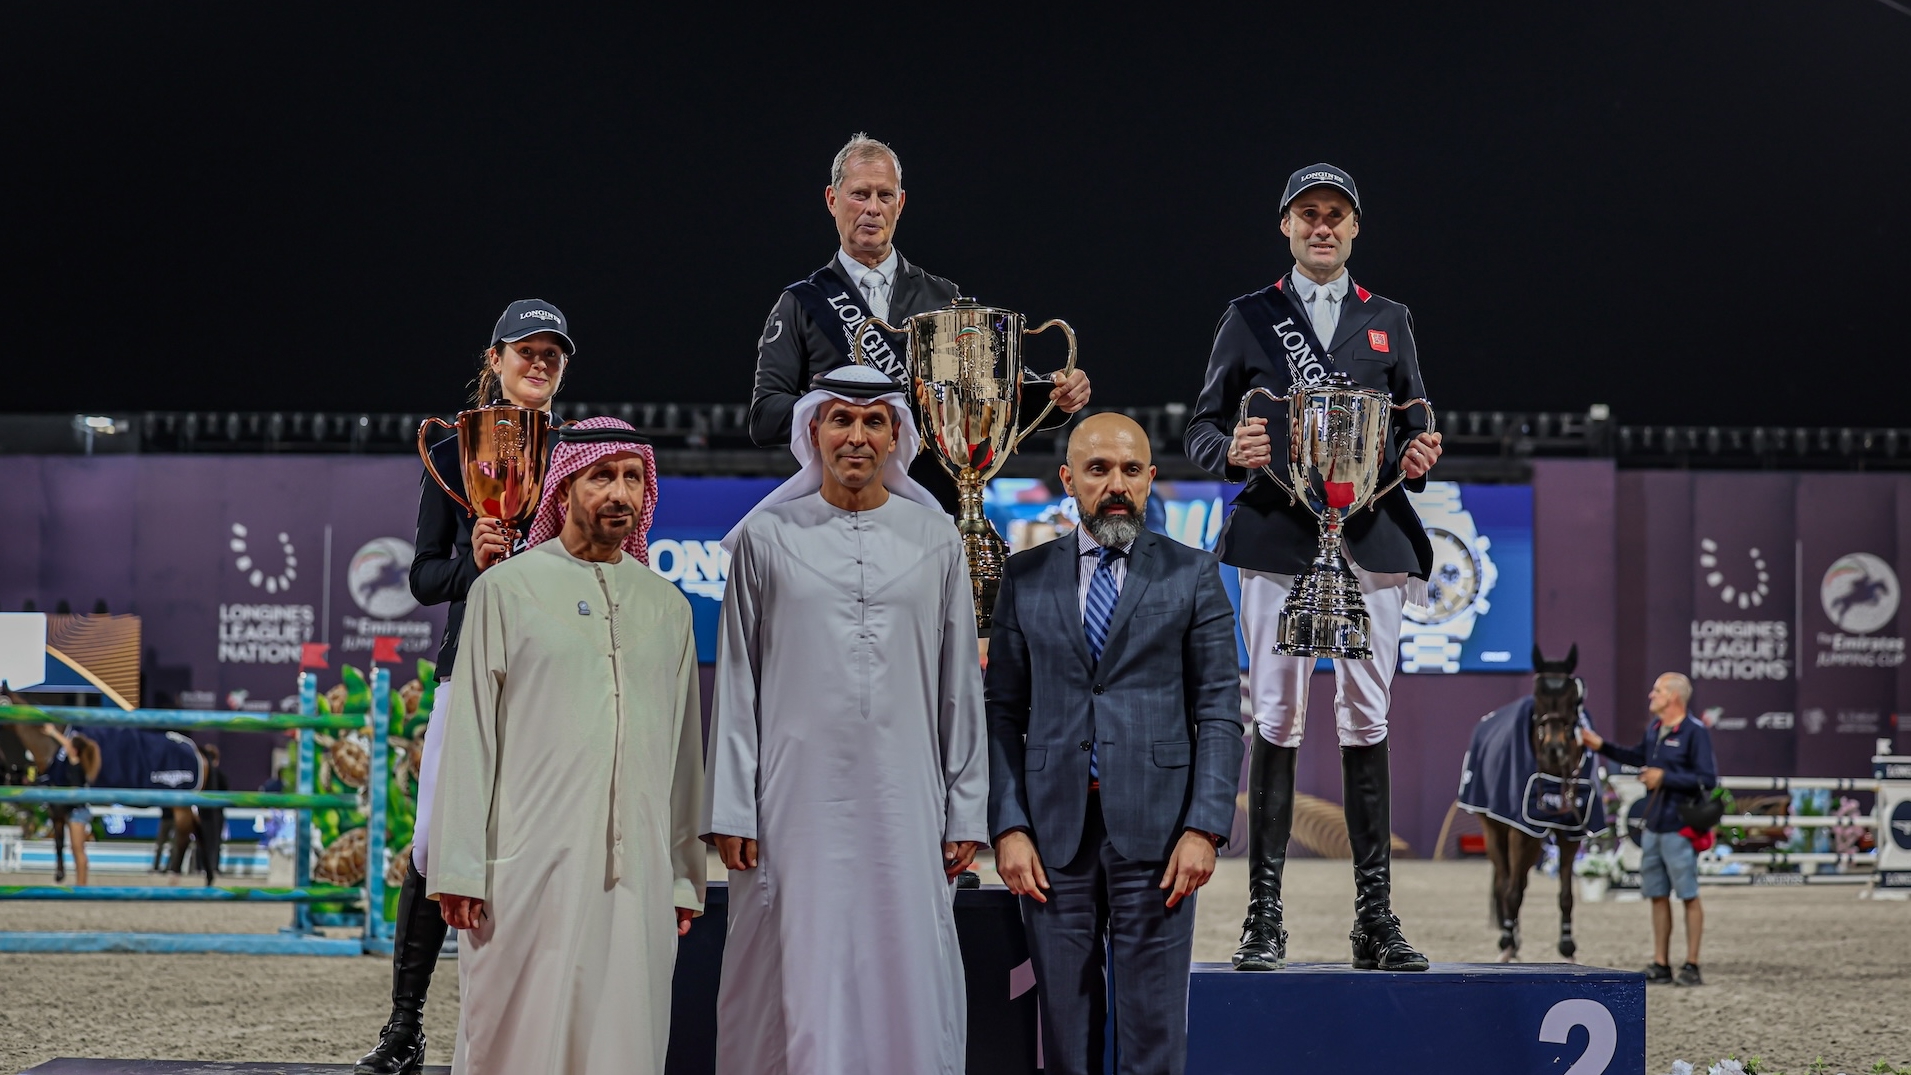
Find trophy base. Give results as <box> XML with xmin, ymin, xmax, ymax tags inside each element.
<box><xmin>963</xmin><ymin>526</ymin><xmax>1008</xmax><ymax>635</ymax></box>
<box><xmin>951</xmin><ymin>473</ymin><xmax>1008</xmax><ymax>634</ymax></box>
<box><xmin>1273</xmin><ymin>550</ymin><xmax>1375</xmax><ymax>661</ymax></box>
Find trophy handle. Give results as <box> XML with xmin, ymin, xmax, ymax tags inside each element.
<box><xmin>1369</xmin><ymin>397</ymin><xmax>1437</xmax><ymax>506</ymax></box>
<box><xmin>416</xmin><ymin>416</ymin><xmax>476</xmax><ymax>517</ymax></box>
<box><xmin>1236</xmin><ymin>387</ymin><xmax>1306</xmax><ymax>508</ymax></box>
<box><xmin>850</xmin><ymin>315</ymin><xmax>903</xmax><ymax>366</ymax></box>
<box><xmin>1008</xmin><ymin>318</ymin><xmax>1078</xmax><ymax>449</ymax></box>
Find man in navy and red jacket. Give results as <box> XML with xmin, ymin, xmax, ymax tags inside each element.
<box><xmin>1185</xmin><ymin>163</ymin><xmax>1443</xmax><ymax>974</ymax></box>
<box><xmin>1581</xmin><ymin>672</ymin><xmax>1718</xmax><ymax>986</ymax></box>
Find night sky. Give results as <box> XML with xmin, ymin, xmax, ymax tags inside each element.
<box><xmin>13</xmin><ymin>5</ymin><xmax>1910</xmax><ymax>427</ymax></box>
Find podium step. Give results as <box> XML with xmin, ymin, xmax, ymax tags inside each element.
<box><xmin>1187</xmin><ymin>960</ymin><xmax>1644</xmax><ymax>1073</ymax></box>
<box><xmin>22</xmin><ymin>1065</ymin><xmax>449</xmax><ymax>1074</ymax></box>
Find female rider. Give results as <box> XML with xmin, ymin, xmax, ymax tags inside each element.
<box><xmin>356</xmin><ymin>299</ymin><xmax>574</xmax><ymax>1075</ymax></box>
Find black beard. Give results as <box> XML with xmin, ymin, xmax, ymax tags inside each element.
<box><xmin>1082</xmin><ymin>508</ymin><xmax>1142</xmax><ymax>547</ymax></box>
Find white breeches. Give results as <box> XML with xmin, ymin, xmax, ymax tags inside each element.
<box><xmin>1239</xmin><ymin>567</ymin><xmax>1408</xmax><ymax>749</ymax></box>
<box><xmin>410</xmin><ymin>683</ymin><xmax>451</xmax><ymax>875</ymax></box>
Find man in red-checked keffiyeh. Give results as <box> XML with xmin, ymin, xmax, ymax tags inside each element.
<box><xmin>427</xmin><ymin>416</ymin><xmax>705</xmax><ymax>1075</ymax></box>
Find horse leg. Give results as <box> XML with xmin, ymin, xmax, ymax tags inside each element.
<box><xmin>169</xmin><ymin>808</ymin><xmax>195</xmax><ymax>877</ymax></box>
<box><xmin>1501</xmin><ymin>833</ymin><xmax>1547</xmax><ymax>962</ymax></box>
<box><xmin>1557</xmin><ymin>836</ymin><xmax>1579</xmax><ymax>962</ymax></box>
<box><xmin>50</xmin><ymin>805</ymin><xmax>68</xmax><ymax>883</ymax></box>
<box><xmin>1482</xmin><ymin>821</ymin><xmax>1520</xmax><ymax>960</ymax></box>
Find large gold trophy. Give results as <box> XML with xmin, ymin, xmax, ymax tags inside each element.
<box><xmin>1240</xmin><ymin>375</ymin><xmax>1433</xmax><ymax>658</ymax></box>
<box><xmin>416</xmin><ymin>406</ymin><xmax>557</xmax><ymax>555</ymax></box>
<box><xmin>855</xmin><ymin>298</ymin><xmax>1078</xmax><ymax>631</ymax></box>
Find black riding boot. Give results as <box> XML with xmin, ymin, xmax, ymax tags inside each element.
<box><xmin>355</xmin><ymin>858</ymin><xmax>447</xmax><ymax>1075</ymax></box>
<box><xmin>1342</xmin><ymin>739</ymin><xmax>1428</xmax><ymax>971</ymax></box>
<box><xmin>1233</xmin><ymin>735</ymin><xmax>1297</xmax><ymax>971</ymax></box>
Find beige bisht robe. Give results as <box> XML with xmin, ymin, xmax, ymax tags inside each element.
<box><xmin>428</xmin><ymin>539</ymin><xmax>706</xmax><ymax>1075</ymax></box>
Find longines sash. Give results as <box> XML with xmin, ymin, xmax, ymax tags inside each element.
<box><xmin>784</xmin><ymin>264</ymin><xmax>908</xmax><ymax>380</ymax></box>
<box><xmin>1229</xmin><ymin>273</ymin><xmax>1336</xmax><ymax>391</ymax></box>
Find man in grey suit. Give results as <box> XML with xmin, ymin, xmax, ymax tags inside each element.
<box><xmin>985</xmin><ymin>413</ymin><xmax>1244</xmax><ymax>1075</ymax></box>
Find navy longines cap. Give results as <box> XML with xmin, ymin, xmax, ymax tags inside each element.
<box><xmin>1281</xmin><ymin>164</ymin><xmax>1361</xmax><ymax>215</ymax></box>
<box><xmin>492</xmin><ymin>299</ymin><xmax>576</xmax><ymax>355</ymax></box>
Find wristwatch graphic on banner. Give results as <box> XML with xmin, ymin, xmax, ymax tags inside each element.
<box><xmin>1401</xmin><ymin>481</ymin><xmax>1498</xmax><ymax>673</ymax></box>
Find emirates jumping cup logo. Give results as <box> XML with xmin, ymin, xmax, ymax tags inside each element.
<box><xmin>1698</xmin><ymin>538</ymin><xmax>1770</xmax><ymax>610</ymax></box>
<box><xmin>1820</xmin><ymin>553</ymin><xmax>1900</xmax><ymax>634</ymax></box>
<box><xmin>348</xmin><ymin>538</ymin><xmax>420</xmax><ymax>619</ymax></box>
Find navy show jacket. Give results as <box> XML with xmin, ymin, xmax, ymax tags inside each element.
<box><xmin>1596</xmin><ymin>715</ymin><xmax>1719</xmax><ymax>834</ymax></box>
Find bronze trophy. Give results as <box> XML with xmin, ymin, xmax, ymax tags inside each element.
<box><xmin>854</xmin><ymin>298</ymin><xmax>1078</xmax><ymax>631</ymax></box>
<box><xmin>416</xmin><ymin>406</ymin><xmax>556</xmax><ymax>555</ymax></box>
<box><xmin>1240</xmin><ymin>374</ymin><xmax>1434</xmax><ymax>658</ymax></box>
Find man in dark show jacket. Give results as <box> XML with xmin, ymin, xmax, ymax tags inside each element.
<box><xmin>987</xmin><ymin>413</ymin><xmax>1243</xmax><ymax>1075</ymax></box>
<box><xmin>748</xmin><ymin>132</ymin><xmax>1092</xmax><ymax>510</ymax></box>
<box><xmin>1184</xmin><ymin>163</ymin><xmax>1444</xmax><ymax>974</ymax></box>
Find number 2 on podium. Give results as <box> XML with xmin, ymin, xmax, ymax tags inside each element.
<box><xmin>1539</xmin><ymin>998</ymin><xmax>1618</xmax><ymax>1074</ymax></box>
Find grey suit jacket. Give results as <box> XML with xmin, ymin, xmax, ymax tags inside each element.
<box><xmin>985</xmin><ymin>530</ymin><xmax>1245</xmax><ymax>865</ymax></box>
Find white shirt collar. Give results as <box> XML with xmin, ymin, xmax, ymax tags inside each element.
<box><xmin>1076</xmin><ymin>524</ymin><xmax>1135</xmax><ymax>557</ymax></box>
<box><xmin>837</xmin><ymin>247</ymin><xmax>899</xmax><ymax>289</ymax></box>
<box><xmin>1290</xmin><ymin>267</ymin><xmax>1350</xmax><ymax>305</ymax></box>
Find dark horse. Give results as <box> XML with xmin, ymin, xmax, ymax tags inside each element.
<box><xmin>1480</xmin><ymin>645</ymin><xmax>1589</xmax><ymax>962</ymax></box>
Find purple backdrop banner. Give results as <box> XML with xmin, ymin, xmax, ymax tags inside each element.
<box><xmin>3</xmin><ymin>456</ymin><xmax>448</xmax><ymax>784</ymax></box>
<box><xmin>1795</xmin><ymin>477</ymin><xmax>1901</xmax><ymax>775</ymax></box>
<box><xmin>1688</xmin><ymin>473</ymin><xmax>1799</xmax><ymax>776</ymax></box>
<box><xmin>8</xmin><ymin>454</ymin><xmax>1907</xmax><ymax>842</ymax></box>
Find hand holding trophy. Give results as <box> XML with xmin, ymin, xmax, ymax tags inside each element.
<box><xmin>416</xmin><ymin>406</ymin><xmax>557</xmax><ymax>560</ymax></box>
<box><xmin>1238</xmin><ymin>374</ymin><xmax>1433</xmax><ymax>658</ymax></box>
<box><xmin>854</xmin><ymin>298</ymin><xmax>1078</xmax><ymax>631</ymax></box>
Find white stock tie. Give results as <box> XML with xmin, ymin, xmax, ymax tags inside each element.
<box><xmin>1312</xmin><ymin>288</ymin><xmax>1339</xmax><ymax>351</ymax></box>
<box><xmin>860</xmin><ymin>269</ymin><xmax>889</xmax><ymax>322</ymax></box>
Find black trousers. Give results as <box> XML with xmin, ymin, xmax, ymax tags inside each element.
<box><xmin>196</xmin><ymin>808</ymin><xmax>224</xmax><ymax>883</ymax></box>
<box><xmin>1019</xmin><ymin>792</ymin><xmax>1196</xmax><ymax>1075</ymax></box>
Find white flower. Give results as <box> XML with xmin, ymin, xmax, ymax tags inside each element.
<box><xmin>1709</xmin><ymin>1062</ymin><xmax>1746</xmax><ymax>1075</ymax></box>
<box><xmin>1669</xmin><ymin>1062</ymin><xmax>1693</xmax><ymax>1075</ymax></box>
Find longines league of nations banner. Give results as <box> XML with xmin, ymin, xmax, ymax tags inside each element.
<box><xmin>1623</xmin><ymin>471</ymin><xmax>1911</xmax><ymax>777</ymax></box>
<box><xmin>4</xmin><ymin>457</ymin><xmax>1905</xmax><ymax>781</ymax></box>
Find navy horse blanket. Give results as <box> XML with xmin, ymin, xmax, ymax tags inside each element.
<box><xmin>44</xmin><ymin>727</ymin><xmax>204</xmax><ymax>790</ymax></box>
<box><xmin>1457</xmin><ymin>697</ymin><xmax>1607</xmax><ymax>838</ymax></box>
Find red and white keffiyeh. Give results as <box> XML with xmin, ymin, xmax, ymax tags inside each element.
<box><xmin>524</xmin><ymin>416</ymin><xmax>659</xmax><ymax>564</ymax></box>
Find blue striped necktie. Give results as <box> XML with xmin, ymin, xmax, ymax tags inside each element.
<box><xmin>1083</xmin><ymin>545</ymin><xmax>1123</xmax><ymax>780</ymax></box>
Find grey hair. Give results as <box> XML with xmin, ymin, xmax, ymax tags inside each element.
<box><xmin>1657</xmin><ymin>672</ymin><xmax>1694</xmax><ymax>706</ymax></box>
<box><xmin>830</xmin><ymin>132</ymin><xmax>902</xmax><ymax>188</ymax></box>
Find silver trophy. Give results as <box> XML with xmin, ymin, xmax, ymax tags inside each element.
<box><xmin>1240</xmin><ymin>374</ymin><xmax>1434</xmax><ymax>658</ymax></box>
<box><xmin>854</xmin><ymin>298</ymin><xmax>1078</xmax><ymax>631</ymax></box>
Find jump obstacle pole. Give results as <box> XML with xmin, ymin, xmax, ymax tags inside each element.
<box><xmin>0</xmin><ymin>669</ymin><xmax>396</xmax><ymax>955</ymax></box>
<box><xmin>1608</xmin><ymin>750</ymin><xmax>1911</xmax><ymax>897</ymax></box>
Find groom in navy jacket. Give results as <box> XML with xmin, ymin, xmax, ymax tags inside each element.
<box><xmin>985</xmin><ymin>412</ymin><xmax>1244</xmax><ymax>1075</ymax></box>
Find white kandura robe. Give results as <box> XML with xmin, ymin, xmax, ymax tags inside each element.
<box><xmin>704</xmin><ymin>493</ymin><xmax>989</xmax><ymax>1075</ymax></box>
<box><xmin>428</xmin><ymin>539</ymin><xmax>706</xmax><ymax>1075</ymax></box>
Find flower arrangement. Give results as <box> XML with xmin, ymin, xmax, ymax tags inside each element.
<box><xmin>1573</xmin><ymin>847</ymin><xmax>1625</xmax><ymax>882</ymax></box>
<box><xmin>1666</xmin><ymin>1056</ymin><xmax>1909</xmax><ymax>1074</ymax></box>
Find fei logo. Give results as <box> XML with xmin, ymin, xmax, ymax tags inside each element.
<box><xmin>650</xmin><ymin>539</ymin><xmax>729</xmax><ymax>601</ymax></box>
<box><xmin>1821</xmin><ymin>552</ymin><xmax>1900</xmax><ymax>634</ymax></box>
